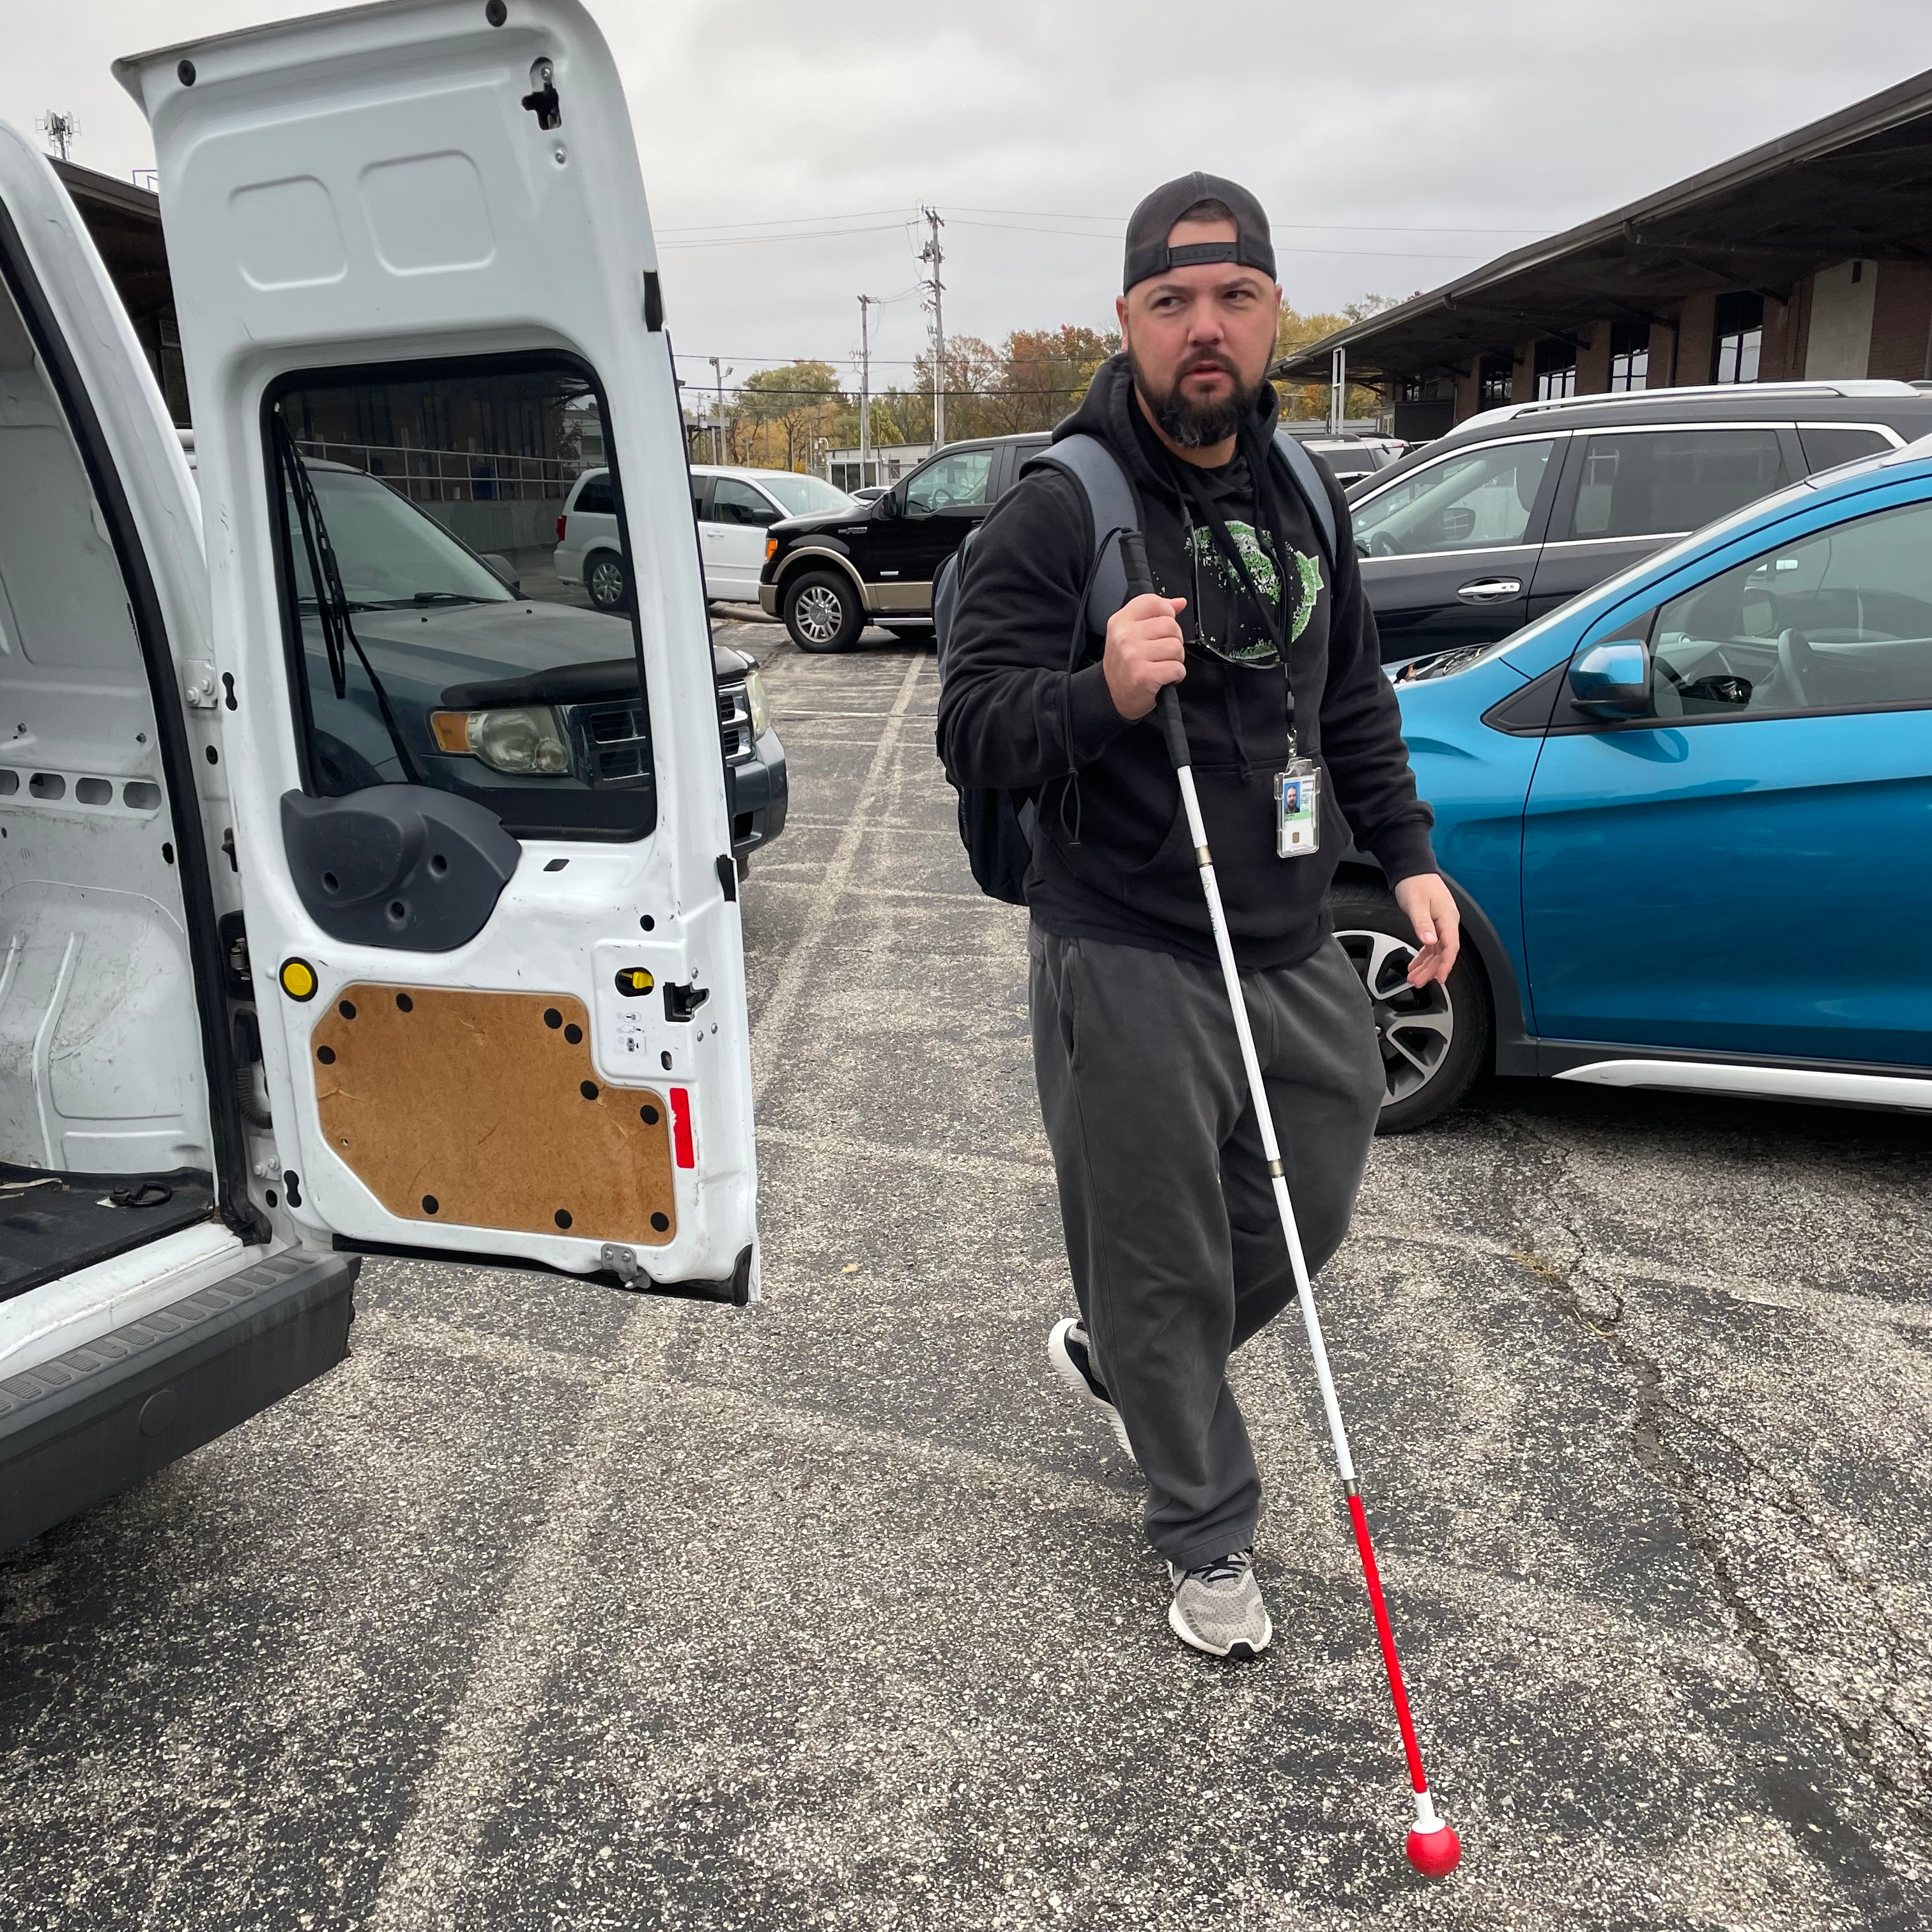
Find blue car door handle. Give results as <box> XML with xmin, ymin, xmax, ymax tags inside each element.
<box><xmin>1456</xmin><ymin>577</ymin><xmax>1524</xmax><ymax>602</ymax></box>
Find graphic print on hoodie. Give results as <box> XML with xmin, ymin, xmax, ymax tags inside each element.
<box><xmin>1126</xmin><ymin>405</ymin><xmax>1322</xmax><ymax>671</ymax></box>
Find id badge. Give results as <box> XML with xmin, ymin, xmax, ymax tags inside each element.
<box><xmin>1275</xmin><ymin>758</ymin><xmax>1320</xmax><ymax>859</ymax></box>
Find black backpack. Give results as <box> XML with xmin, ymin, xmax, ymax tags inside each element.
<box><xmin>933</xmin><ymin>430</ymin><xmax>1338</xmax><ymax>905</ymax></box>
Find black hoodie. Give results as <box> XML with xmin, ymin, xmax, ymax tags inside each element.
<box><xmin>936</xmin><ymin>355</ymin><xmax>1437</xmax><ymax>970</ymax></box>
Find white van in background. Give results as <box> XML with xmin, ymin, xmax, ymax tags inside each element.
<box><xmin>556</xmin><ymin>463</ymin><xmax>854</xmax><ymax>608</ymax></box>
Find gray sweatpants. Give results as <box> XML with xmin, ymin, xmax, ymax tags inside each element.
<box><xmin>1029</xmin><ymin>925</ymin><xmax>1383</xmax><ymax>1568</ymax></box>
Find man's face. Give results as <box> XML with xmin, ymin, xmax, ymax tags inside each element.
<box><xmin>1117</xmin><ymin>216</ymin><xmax>1282</xmax><ymax>448</ymax></box>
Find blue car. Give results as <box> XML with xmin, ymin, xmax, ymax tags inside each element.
<box><xmin>1333</xmin><ymin>436</ymin><xmax>1932</xmax><ymax>1130</ymax></box>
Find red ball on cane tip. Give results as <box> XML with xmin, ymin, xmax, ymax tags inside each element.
<box><xmin>1406</xmin><ymin>1821</ymin><xmax>1462</xmax><ymax>1878</ymax></box>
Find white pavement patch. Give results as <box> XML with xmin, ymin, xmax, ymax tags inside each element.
<box><xmin>363</xmin><ymin>652</ymin><xmax>925</xmax><ymax>1929</ymax></box>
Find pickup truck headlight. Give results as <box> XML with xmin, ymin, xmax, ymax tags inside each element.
<box><xmin>743</xmin><ymin>667</ymin><xmax>772</xmax><ymax>739</ymax></box>
<box><xmin>430</xmin><ymin>705</ymin><xmax>571</xmax><ymax>775</ymax></box>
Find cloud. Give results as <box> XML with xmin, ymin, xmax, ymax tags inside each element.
<box><xmin>5</xmin><ymin>0</ymin><xmax>1929</xmax><ymax>401</ymax></box>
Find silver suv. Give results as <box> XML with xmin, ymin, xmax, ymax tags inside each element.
<box><xmin>1345</xmin><ymin>379</ymin><xmax>1932</xmax><ymax>664</ymax></box>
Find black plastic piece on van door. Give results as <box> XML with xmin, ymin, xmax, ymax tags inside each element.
<box><xmin>280</xmin><ymin>787</ymin><xmax>519</xmax><ymax>951</ymax></box>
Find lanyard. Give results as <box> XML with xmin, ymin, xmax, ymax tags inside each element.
<box><xmin>1167</xmin><ymin>442</ymin><xmax>1301</xmax><ymax>730</ymax></box>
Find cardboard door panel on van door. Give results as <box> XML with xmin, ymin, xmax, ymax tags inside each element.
<box><xmin>310</xmin><ymin>986</ymin><xmax>677</xmax><ymax>1245</ymax></box>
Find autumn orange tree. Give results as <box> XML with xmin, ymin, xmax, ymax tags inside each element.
<box><xmin>709</xmin><ymin>300</ymin><xmax>1395</xmax><ymax>475</ymax></box>
<box><xmin>1272</xmin><ymin>297</ymin><xmax>1397</xmax><ymax>421</ymax></box>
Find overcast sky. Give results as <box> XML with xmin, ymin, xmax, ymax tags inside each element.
<box><xmin>8</xmin><ymin>0</ymin><xmax>1932</xmax><ymax>402</ymax></box>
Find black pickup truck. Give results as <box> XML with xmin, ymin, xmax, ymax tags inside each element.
<box><xmin>759</xmin><ymin>433</ymin><xmax>1050</xmax><ymax>651</ymax></box>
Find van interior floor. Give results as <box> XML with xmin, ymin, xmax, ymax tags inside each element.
<box><xmin>0</xmin><ymin>1164</ymin><xmax>217</xmax><ymax>1305</ymax></box>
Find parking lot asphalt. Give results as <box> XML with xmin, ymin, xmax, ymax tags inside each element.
<box><xmin>4</xmin><ymin>622</ymin><xmax>1931</xmax><ymax>1931</ymax></box>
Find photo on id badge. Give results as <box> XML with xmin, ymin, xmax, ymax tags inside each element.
<box><xmin>1276</xmin><ymin>760</ymin><xmax>1319</xmax><ymax>857</ymax></box>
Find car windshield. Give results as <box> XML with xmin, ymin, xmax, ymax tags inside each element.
<box><xmin>758</xmin><ymin>473</ymin><xmax>854</xmax><ymax>516</ymax></box>
<box><xmin>287</xmin><ymin>468</ymin><xmax>514</xmax><ymax>608</ymax></box>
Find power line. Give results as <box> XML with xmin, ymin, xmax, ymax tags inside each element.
<box><xmin>946</xmin><ymin>204</ymin><xmax>1551</xmax><ymax>234</ymax></box>
<box><xmin>652</xmin><ymin>201</ymin><xmax>1557</xmax><ymax>238</ymax></box>
<box><xmin>657</xmin><ymin>223</ymin><xmax>913</xmax><ymax>251</ymax></box>
<box><xmin>654</xmin><ymin>207</ymin><xmax>914</xmax><ymax>233</ymax></box>
<box><xmin>949</xmin><ymin>217</ymin><xmax>1503</xmax><ymax>259</ymax></box>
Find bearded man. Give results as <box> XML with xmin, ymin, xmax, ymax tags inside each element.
<box><xmin>936</xmin><ymin>172</ymin><xmax>1457</xmax><ymax>1659</ymax></box>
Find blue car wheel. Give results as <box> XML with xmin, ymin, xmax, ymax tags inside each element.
<box><xmin>1331</xmin><ymin>883</ymin><xmax>1491</xmax><ymax>1132</ymax></box>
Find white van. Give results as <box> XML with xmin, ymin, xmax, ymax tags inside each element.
<box><xmin>0</xmin><ymin>0</ymin><xmax>760</xmax><ymax>1554</ymax></box>
<box><xmin>556</xmin><ymin>463</ymin><xmax>854</xmax><ymax>609</ymax></box>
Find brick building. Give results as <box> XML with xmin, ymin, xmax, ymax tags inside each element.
<box><xmin>1278</xmin><ymin>68</ymin><xmax>1932</xmax><ymax>441</ymax></box>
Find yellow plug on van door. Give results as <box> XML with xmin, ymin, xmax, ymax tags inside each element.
<box><xmin>613</xmin><ymin>967</ymin><xmax>654</xmax><ymax>997</ymax></box>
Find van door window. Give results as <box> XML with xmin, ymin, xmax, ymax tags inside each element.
<box><xmin>710</xmin><ymin>478</ymin><xmax>780</xmax><ymax>526</ymax></box>
<box><xmin>1563</xmin><ymin>428</ymin><xmax>1786</xmax><ymax>541</ymax></box>
<box><xmin>1351</xmin><ymin>438</ymin><xmax>1556</xmax><ymax>557</ymax></box>
<box><xmin>270</xmin><ymin>356</ymin><xmax>655</xmax><ymax>838</ymax></box>
<box><xmin>572</xmin><ymin>473</ymin><xmax>616</xmax><ymax>515</ymax></box>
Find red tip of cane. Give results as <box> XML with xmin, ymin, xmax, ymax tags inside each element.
<box><xmin>1406</xmin><ymin>1822</ymin><xmax>1461</xmax><ymax>1878</ymax></box>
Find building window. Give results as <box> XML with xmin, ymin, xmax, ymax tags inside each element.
<box><xmin>1712</xmin><ymin>293</ymin><xmax>1763</xmax><ymax>383</ymax></box>
<box><xmin>1608</xmin><ymin>320</ymin><xmax>1650</xmax><ymax>392</ymax></box>
<box><xmin>1534</xmin><ymin>339</ymin><xmax>1577</xmax><ymax>401</ymax></box>
<box><xmin>1478</xmin><ymin>355</ymin><xmax>1513</xmax><ymax>406</ymax></box>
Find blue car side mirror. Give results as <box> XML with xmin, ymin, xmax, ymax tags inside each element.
<box><xmin>1568</xmin><ymin>638</ymin><xmax>1652</xmax><ymax>717</ymax></box>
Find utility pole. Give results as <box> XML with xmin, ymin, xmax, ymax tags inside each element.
<box><xmin>708</xmin><ymin>356</ymin><xmax>732</xmax><ymax>464</ymax></box>
<box><xmin>857</xmin><ymin>295</ymin><xmax>880</xmax><ymax>488</ymax></box>
<box><xmin>36</xmin><ymin>111</ymin><xmax>77</xmax><ymax>163</ymax></box>
<box><xmin>919</xmin><ymin>207</ymin><xmax>946</xmax><ymax>448</ymax></box>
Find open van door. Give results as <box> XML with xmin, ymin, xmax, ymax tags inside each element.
<box><xmin>116</xmin><ymin>0</ymin><xmax>758</xmax><ymax>1300</ymax></box>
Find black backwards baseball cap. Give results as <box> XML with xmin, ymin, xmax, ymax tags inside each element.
<box><xmin>1123</xmin><ymin>172</ymin><xmax>1275</xmax><ymax>294</ymax></box>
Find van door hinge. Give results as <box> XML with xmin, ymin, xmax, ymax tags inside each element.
<box><xmin>184</xmin><ymin>666</ymin><xmax>220</xmax><ymax>709</ymax></box>
<box><xmin>599</xmin><ymin>1243</ymin><xmax>647</xmax><ymax>1287</ymax></box>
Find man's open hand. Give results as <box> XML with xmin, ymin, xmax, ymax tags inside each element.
<box><xmin>1393</xmin><ymin>873</ymin><xmax>1460</xmax><ymax>987</ymax></box>
<box><xmin>1103</xmin><ymin>592</ymin><xmax>1188</xmax><ymax>720</ymax></box>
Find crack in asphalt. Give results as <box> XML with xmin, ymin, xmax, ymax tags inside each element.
<box><xmin>1486</xmin><ymin>1114</ymin><xmax>1932</xmax><ymax>1876</ymax></box>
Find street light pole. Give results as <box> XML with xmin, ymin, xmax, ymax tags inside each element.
<box><xmin>709</xmin><ymin>356</ymin><xmax>731</xmax><ymax>464</ymax></box>
<box><xmin>920</xmin><ymin>207</ymin><xmax>946</xmax><ymax>448</ymax></box>
<box><xmin>858</xmin><ymin>295</ymin><xmax>879</xmax><ymax>488</ymax></box>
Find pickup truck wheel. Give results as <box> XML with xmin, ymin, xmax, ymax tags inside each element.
<box><xmin>1330</xmin><ymin>882</ymin><xmax>1489</xmax><ymax>1133</ymax></box>
<box><xmin>785</xmin><ymin>571</ymin><xmax>864</xmax><ymax>652</ymax></box>
<box><xmin>586</xmin><ymin>550</ymin><xmax>630</xmax><ymax>612</ymax></box>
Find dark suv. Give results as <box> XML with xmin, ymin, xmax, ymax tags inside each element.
<box><xmin>1346</xmin><ymin>379</ymin><xmax>1932</xmax><ymax>664</ymax></box>
<box><xmin>760</xmin><ymin>433</ymin><xmax>1049</xmax><ymax>650</ymax></box>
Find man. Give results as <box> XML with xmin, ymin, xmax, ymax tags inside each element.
<box><xmin>937</xmin><ymin>172</ymin><xmax>1458</xmax><ymax>1660</ymax></box>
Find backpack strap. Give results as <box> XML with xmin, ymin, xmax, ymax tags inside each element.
<box><xmin>1269</xmin><ymin>429</ymin><xmax>1338</xmax><ymax>565</ymax></box>
<box><xmin>1020</xmin><ymin>433</ymin><xmax>1142</xmax><ymax>636</ymax></box>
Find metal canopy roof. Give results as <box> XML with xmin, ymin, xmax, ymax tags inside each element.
<box><xmin>1275</xmin><ymin>66</ymin><xmax>1932</xmax><ymax>383</ymax></box>
<box><xmin>50</xmin><ymin>160</ymin><xmax>173</xmax><ymax>318</ymax></box>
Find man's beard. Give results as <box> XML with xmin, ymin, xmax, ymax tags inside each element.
<box><xmin>1130</xmin><ymin>348</ymin><xmax>1261</xmax><ymax>448</ymax></box>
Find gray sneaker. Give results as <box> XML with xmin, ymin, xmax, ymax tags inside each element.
<box><xmin>1047</xmin><ymin>1317</ymin><xmax>1136</xmax><ymax>1464</ymax></box>
<box><xmin>1167</xmin><ymin>1549</ymin><xmax>1273</xmax><ymax>1659</ymax></box>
